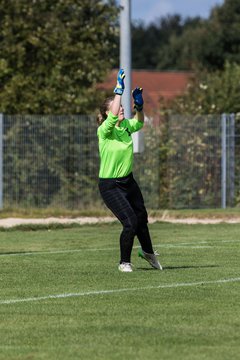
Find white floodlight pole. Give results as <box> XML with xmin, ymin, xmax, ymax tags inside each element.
<box><xmin>120</xmin><ymin>0</ymin><xmax>143</xmax><ymax>153</ymax></box>
<box><xmin>120</xmin><ymin>0</ymin><xmax>132</xmax><ymax>118</ymax></box>
<box><xmin>0</xmin><ymin>114</ymin><xmax>3</xmax><ymax>209</ymax></box>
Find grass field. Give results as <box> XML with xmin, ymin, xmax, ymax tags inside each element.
<box><xmin>0</xmin><ymin>222</ymin><xmax>239</xmax><ymax>360</ymax></box>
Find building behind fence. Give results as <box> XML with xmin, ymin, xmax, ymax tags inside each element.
<box><xmin>0</xmin><ymin>113</ymin><xmax>239</xmax><ymax>210</ymax></box>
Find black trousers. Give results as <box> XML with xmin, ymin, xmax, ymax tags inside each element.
<box><xmin>98</xmin><ymin>173</ymin><xmax>154</xmax><ymax>263</ymax></box>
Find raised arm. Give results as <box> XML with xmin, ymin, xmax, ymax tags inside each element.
<box><xmin>110</xmin><ymin>69</ymin><xmax>125</xmax><ymax>116</ymax></box>
<box><xmin>110</xmin><ymin>94</ymin><xmax>122</xmax><ymax>116</ymax></box>
<box><xmin>134</xmin><ymin>107</ymin><xmax>144</xmax><ymax>122</ymax></box>
<box><xmin>132</xmin><ymin>87</ymin><xmax>144</xmax><ymax>123</ymax></box>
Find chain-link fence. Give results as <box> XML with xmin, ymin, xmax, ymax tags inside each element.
<box><xmin>167</xmin><ymin>114</ymin><xmax>223</xmax><ymax>208</ymax></box>
<box><xmin>1</xmin><ymin>115</ymin><xmax>100</xmax><ymax>209</ymax></box>
<box><xmin>167</xmin><ymin>114</ymin><xmax>240</xmax><ymax>208</ymax></box>
<box><xmin>0</xmin><ymin>114</ymin><xmax>239</xmax><ymax>210</ymax></box>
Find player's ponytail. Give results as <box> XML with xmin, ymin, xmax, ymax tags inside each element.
<box><xmin>97</xmin><ymin>96</ymin><xmax>115</xmax><ymax>126</ymax></box>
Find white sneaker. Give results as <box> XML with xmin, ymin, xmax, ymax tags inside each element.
<box><xmin>138</xmin><ymin>249</ymin><xmax>163</xmax><ymax>270</ymax></box>
<box><xmin>118</xmin><ymin>262</ymin><xmax>133</xmax><ymax>272</ymax></box>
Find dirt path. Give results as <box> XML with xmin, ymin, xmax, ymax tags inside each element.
<box><xmin>1</xmin><ymin>216</ymin><xmax>240</xmax><ymax>228</ymax></box>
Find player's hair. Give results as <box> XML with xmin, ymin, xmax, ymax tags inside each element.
<box><xmin>97</xmin><ymin>96</ymin><xmax>115</xmax><ymax>126</ymax></box>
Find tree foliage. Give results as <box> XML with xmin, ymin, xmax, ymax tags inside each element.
<box><xmin>131</xmin><ymin>0</ymin><xmax>240</xmax><ymax>72</ymax></box>
<box><xmin>160</xmin><ymin>0</ymin><xmax>240</xmax><ymax>71</ymax></box>
<box><xmin>131</xmin><ymin>15</ymin><xmax>186</xmax><ymax>69</ymax></box>
<box><xmin>157</xmin><ymin>62</ymin><xmax>240</xmax><ymax>209</ymax></box>
<box><xmin>4</xmin><ymin>115</ymin><xmax>100</xmax><ymax>208</ymax></box>
<box><xmin>0</xmin><ymin>0</ymin><xmax>119</xmax><ymax>114</ymax></box>
<box><xmin>168</xmin><ymin>62</ymin><xmax>240</xmax><ymax>115</ymax></box>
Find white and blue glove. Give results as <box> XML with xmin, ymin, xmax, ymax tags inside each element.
<box><xmin>132</xmin><ymin>87</ymin><xmax>144</xmax><ymax>112</ymax></box>
<box><xmin>114</xmin><ymin>69</ymin><xmax>125</xmax><ymax>95</ymax></box>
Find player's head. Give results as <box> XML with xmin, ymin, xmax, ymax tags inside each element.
<box><xmin>97</xmin><ymin>96</ymin><xmax>114</xmax><ymax>126</ymax></box>
<box><xmin>97</xmin><ymin>96</ymin><xmax>124</xmax><ymax>125</ymax></box>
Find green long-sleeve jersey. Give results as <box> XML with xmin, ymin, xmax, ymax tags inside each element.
<box><xmin>97</xmin><ymin>111</ymin><xmax>143</xmax><ymax>178</ymax></box>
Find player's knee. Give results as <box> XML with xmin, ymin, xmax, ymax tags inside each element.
<box><xmin>138</xmin><ymin>209</ymin><xmax>148</xmax><ymax>225</ymax></box>
<box><xmin>122</xmin><ymin>214</ymin><xmax>138</xmax><ymax>235</ymax></box>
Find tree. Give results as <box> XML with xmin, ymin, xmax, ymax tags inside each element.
<box><xmin>208</xmin><ymin>0</ymin><xmax>240</xmax><ymax>68</ymax></box>
<box><xmin>159</xmin><ymin>62</ymin><xmax>240</xmax><ymax>208</ymax></box>
<box><xmin>131</xmin><ymin>14</ymin><xmax>198</xmax><ymax>70</ymax></box>
<box><xmin>156</xmin><ymin>0</ymin><xmax>240</xmax><ymax>71</ymax></box>
<box><xmin>168</xmin><ymin>62</ymin><xmax>240</xmax><ymax>115</ymax></box>
<box><xmin>156</xmin><ymin>19</ymin><xmax>212</xmax><ymax>71</ymax></box>
<box><xmin>0</xmin><ymin>0</ymin><xmax>119</xmax><ymax>114</ymax></box>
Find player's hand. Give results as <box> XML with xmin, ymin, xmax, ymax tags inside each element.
<box><xmin>114</xmin><ymin>69</ymin><xmax>125</xmax><ymax>95</ymax></box>
<box><xmin>132</xmin><ymin>87</ymin><xmax>144</xmax><ymax>112</ymax></box>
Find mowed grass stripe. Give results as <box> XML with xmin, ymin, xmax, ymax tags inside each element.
<box><xmin>1</xmin><ymin>277</ymin><xmax>240</xmax><ymax>305</ymax></box>
<box><xmin>0</xmin><ymin>244</ymin><xmax>210</xmax><ymax>257</ymax></box>
<box><xmin>2</xmin><ymin>237</ymin><xmax>239</xmax><ymax>257</ymax></box>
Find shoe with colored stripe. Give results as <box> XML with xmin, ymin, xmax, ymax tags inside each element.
<box><xmin>138</xmin><ymin>249</ymin><xmax>163</xmax><ymax>270</ymax></box>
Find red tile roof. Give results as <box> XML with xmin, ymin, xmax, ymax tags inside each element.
<box><xmin>98</xmin><ymin>69</ymin><xmax>193</xmax><ymax>117</ymax></box>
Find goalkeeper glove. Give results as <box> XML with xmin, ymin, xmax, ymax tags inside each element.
<box><xmin>132</xmin><ymin>87</ymin><xmax>144</xmax><ymax>112</ymax></box>
<box><xmin>114</xmin><ymin>69</ymin><xmax>125</xmax><ymax>95</ymax></box>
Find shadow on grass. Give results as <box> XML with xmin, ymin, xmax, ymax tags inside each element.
<box><xmin>163</xmin><ymin>265</ymin><xmax>219</xmax><ymax>270</ymax></box>
<box><xmin>137</xmin><ymin>265</ymin><xmax>219</xmax><ymax>271</ymax></box>
<box><xmin>0</xmin><ymin>251</ymin><xmax>36</xmax><ymax>256</ymax></box>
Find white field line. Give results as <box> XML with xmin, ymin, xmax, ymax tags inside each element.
<box><xmin>1</xmin><ymin>238</ymin><xmax>239</xmax><ymax>257</ymax></box>
<box><xmin>0</xmin><ymin>244</ymin><xmax>213</xmax><ymax>257</ymax></box>
<box><xmin>1</xmin><ymin>277</ymin><xmax>240</xmax><ymax>305</ymax></box>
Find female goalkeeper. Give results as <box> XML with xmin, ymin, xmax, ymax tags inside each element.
<box><xmin>97</xmin><ymin>69</ymin><xmax>162</xmax><ymax>272</ymax></box>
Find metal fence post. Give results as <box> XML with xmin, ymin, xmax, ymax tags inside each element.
<box><xmin>0</xmin><ymin>114</ymin><xmax>3</xmax><ymax>209</ymax></box>
<box><xmin>229</xmin><ymin>114</ymin><xmax>235</xmax><ymax>206</ymax></box>
<box><xmin>221</xmin><ymin>113</ymin><xmax>227</xmax><ymax>209</ymax></box>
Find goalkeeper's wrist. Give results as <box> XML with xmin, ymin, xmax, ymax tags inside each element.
<box><xmin>134</xmin><ymin>104</ymin><xmax>143</xmax><ymax>112</ymax></box>
<box><xmin>114</xmin><ymin>87</ymin><xmax>124</xmax><ymax>95</ymax></box>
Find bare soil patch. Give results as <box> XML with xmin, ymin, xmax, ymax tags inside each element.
<box><xmin>1</xmin><ymin>216</ymin><xmax>240</xmax><ymax>228</ymax></box>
